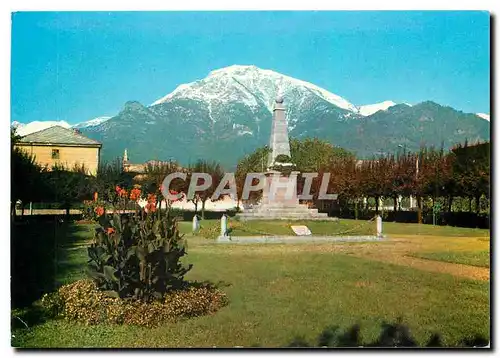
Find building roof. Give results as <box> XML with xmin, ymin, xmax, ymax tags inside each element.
<box><xmin>18</xmin><ymin>125</ymin><xmax>102</xmax><ymax>147</ymax></box>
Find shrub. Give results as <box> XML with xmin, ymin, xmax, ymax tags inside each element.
<box><xmin>57</xmin><ymin>279</ymin><xmax>105</xmax><ymax>325</ymax></box>
<box><xmin>40</xmin><ymin>279</ymin><xmax>228</xmax><ymax>327</ymax></box>
<box><xmin>164</xmin><ymin>286</ymin><xmax>229</xmax><ymax>318</ymax></box>
<box><xmin>87</xmin><ymin>187</ymin><xmax>192</xmax><ymax>301</ymax></box>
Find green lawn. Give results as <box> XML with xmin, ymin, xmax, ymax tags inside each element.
<box><xmin>11</xmin><ymin>220</ymin><xmax>490</xmax><ymax>348</ymax></box>
<box><xmin>411</xmin><ymin>251</ymin><xmax>490</xmax><ymax>268</ymax></box>
<box><xmin>180</xmin><ymin>218</ymin><xmax>490</xmax><ymax>238</ymax></box>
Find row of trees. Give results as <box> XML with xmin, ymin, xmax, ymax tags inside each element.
<box><xmin>11</xmin><ymin>127</ymin><xmax>489</xmax><ymax>223</ymax></box>
<box><xmin>322</xmin><ymin>141</ymin><xmax>489</xmax><ymax>220</ymax></box>
<box><xmin>234</xmin><ymin>138</ymin><xmax>489</xmax><ymax>222</ymax></box>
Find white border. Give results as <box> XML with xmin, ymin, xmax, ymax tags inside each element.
<box><xmin>2</xmin><ymin>1</ymin><xmax>497</xmax><ymax>357</ymax></box>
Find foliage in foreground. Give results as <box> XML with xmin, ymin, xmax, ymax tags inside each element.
<box><xmin>88</xmin><ymin>186</ymin><xmax>192</xmax><ymax>302</ymax></box>
<box><xmin>39</xmin><ymin>279</ymin><xmax>228</xmax><ymax>327</ymax></box>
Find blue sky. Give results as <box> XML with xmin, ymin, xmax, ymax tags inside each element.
<box><xmin>11</xmin><ymin>11</ymin><xmax>490</xmax><ymax>124</ymax></box>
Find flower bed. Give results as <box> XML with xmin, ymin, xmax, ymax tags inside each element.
<box><xmin>41</xmin><ymin>280</ymin><xmax>228</xmax><ymax>327</ymax></box>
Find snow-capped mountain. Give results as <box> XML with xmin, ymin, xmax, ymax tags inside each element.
<box><xmin>11</xmin><ymin>117</ymin><xmax>111</xmax><ymax>137</ymax></box>
<box><xmin>476</xmin><ymin>113</ymin><xmax>490</xmax><ymax>121</ymax></box>
<box><xmin>73</xmin><ymin>116</ymin><xmax>112</xmax><ymax>129</ymax></box>
<box><xmin>12</xmin><ymin>65</ymin><xmax>489</xmax><ymax>168</ymax></box>
<box><xmin>358</xmin><ymin>100</ymin><xmax>397</xmax><ymax>116</ymax></box>
<box><xmin>152</xmin><ymin>65</ymin><xmax>359</xmax><ymax>113</ymax></box>
<box><xmin>12</xmin><ymin>120</ymin><xmax>71</xmax><ymax>136</ymax></box>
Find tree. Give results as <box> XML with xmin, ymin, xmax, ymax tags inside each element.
<box><xmin>290</xmin><ymin>137</ymin><xmax>353</xmax><ymax>173</ymax></box>
<box><xmin>358</xmin><ymin>156</ymin><xmax>393</xmax><ymax>214</ymax></box>
<box><xmin>143</xmin><ymin>160</ymin><xmax>186</xmax><ymax>200</ymax></box>
<box><xmin>449</xmin><ymin>141</ymin><xmax>490</xmax><ymax>213</ymax></box>
<box><xmin>387</xmin><ymin>153</ymin><xmax>417</xmax><ymax>212</ymax></box>
<box><xmin>234</xmin><ymin>146</ymin><xmax>271</xmax><ymax>207</ymax></box>
<box><xmin>11</xmin><ymin>147</ymin><xmax>45</xmax><ymax>217</ymax></box>
<box><xmin>187</xmin><ymin>160</ymin><xmax>224</xmax><ymax>219</ymax></box>
<box><xmin>43</xmin><ymin>163</ymin><xmax>94</xmax><ymax>216</ymax></box>
<box><xmin>92</xmin><ymin>159</ymin><xmax>134</xmax><ymax>206</ymax></box>
<box><xmin>10</xmin><ymin>128</ymin><xmax>46</xmax><ymax>218</ymax></box>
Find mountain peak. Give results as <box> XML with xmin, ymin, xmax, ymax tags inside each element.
<box><xmin>123</xmin><ymin>101</ymin><xmax>146</xmax><ymax>111</ymax></box>
<box><xmin>208</xmin><ymin>64</ymin><xmax>258</xmax><ymax>77</ymax></box>
<box><xmin>150</xmin><ymin>64</ymin><xmax>359</xmax><ymax>113</ymax></box>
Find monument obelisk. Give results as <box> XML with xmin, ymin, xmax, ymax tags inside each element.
<box><xmin>236</xmin><ymin>96</ymin><xmax>329</xmax><ymax>221</ymax></box>
<box><xmin>267</xmin><ymin>96</ymin><xmax>292</xmax><ymax>168</ymax></box>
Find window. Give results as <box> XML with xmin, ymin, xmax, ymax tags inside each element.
<box><xmin>51</xmin><ymin>149</ymin><xmax>60</xmax><ymax>159</ymax></box>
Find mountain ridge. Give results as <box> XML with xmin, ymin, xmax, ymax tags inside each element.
<box><xmin>11</xmin><ymin>65</ymin><xmax>490</xmax><ymax>168</ymax></box>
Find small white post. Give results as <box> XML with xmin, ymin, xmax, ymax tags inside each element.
<box><xmin>376</xmin><ymin>215</ymin><xmax>383</xmax><ymax>238</ymax></box>
<box><xmin>220</xmin><ymin>214</ymin><xmax>228</xmax><ymax>237</ymax></box>
<box><xmin>29</xmin><ymin>202</ymin><xmax>33</xmax><ymax>215</ymax></box>
<box><xmin>217</xmin><ymin>214</ymin><xmax>231</xmax><ymax>242</ymax></box>
<box><xmin>192</xmin><ymin>214</ymin><xmax>199</xmax><ymax>233</ymax></box>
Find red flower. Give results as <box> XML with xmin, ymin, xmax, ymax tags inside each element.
<box><xmin>94</xmin><ymin>206</ymin><xmax>104</xmax><ymax>216</ymax></box>
<box><xmin>145</xmin><ymin>202</ymin><xmax>157</xmax><ymax>213</ymax></box>
<box><xmin>107</xmin><ymin>227</ymin><xmax>115</xmax><ymax>235</ymax></box>
<box><xmin>145</xmin><ymin>193</ymin><xmax>157</xmax><ymax>213</ymax></box>
<box><xmin>115</xmin><ymin>185</ymin><xmax>121</xmax><ymax>194</ymax></box>
<box><xmin>147</xmin><ymin>193</ymin><xmax>157</xmax><ymax>203</ymax></box>
<box><xmin>130</xmin><ymin>188</ymin><xmax>141</xmax><ymax>201</ymax></box>
<box><xmin>119</xmin><ymin>188</ymin><xmax>128</xmax><ymax>198</ymax></box>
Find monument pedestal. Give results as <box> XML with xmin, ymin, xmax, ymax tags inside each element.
<box><xmin>236</xmin><ymin>170</ymin><xmax>330</xmax><ymax>221</ymax></box>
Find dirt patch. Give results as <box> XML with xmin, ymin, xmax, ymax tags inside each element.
<box><xmin>353</xmin><ymin>251</ymin><xmax>490</xmax><ymax>281</ymax></box>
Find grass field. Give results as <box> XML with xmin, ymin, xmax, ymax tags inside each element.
<box><xmin>11</xmin><ymin>219</ymin><xmax>490</xmax><ymax>348</ymax></box>
<box><xmin>411</xmin><ymin>250</ymin><xmax>490</xmax><ymax>268</ymax></box>
<box><xmin>182</xmin><ymin>218</ymin><xmax>491</xmax><ymax>238</ymax></box>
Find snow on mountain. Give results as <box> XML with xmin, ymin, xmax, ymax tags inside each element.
<box><xmin>13</xmin><ymin>120</ymin><xmax>71</xmax><ymax>136</ymax></box>
<box><xmin>73</xmin><ymin>116</ymin><xmax>112</xmax><ymax>128</ymax></box>
<box><xmin>11</xmin><ymin>117</ymin><xmax>112</xmax><ymax>136</ymax></box>
<box><xmin>358</xmin><ymin>101</ymin><xmax>397</xmax><ymax>116</ymax></box>
<box><xmin>151</xmin><ymin>65</ymin><xmax>359</xmax><ymax>113</ymax></box>
<box><xmin>476</xmin><ymin>113</ymin><xmax>490</xmax><ymax>121</ymax></box>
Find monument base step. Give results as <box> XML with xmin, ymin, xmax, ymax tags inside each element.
<box><xmin>235</xmin><ymin>211</ymin><xmax>333</xmax><ymax>221</ymax></box>
<box><xmin>236</xmin><ymin>203</ymin><xmax>331</xmax><ymax>221</ymax></box>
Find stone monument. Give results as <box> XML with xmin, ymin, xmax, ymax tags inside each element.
<box><xmin>236</xmin><ymin>97</ymin><xmax>330</xmax><ymax>221</ymax></box>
